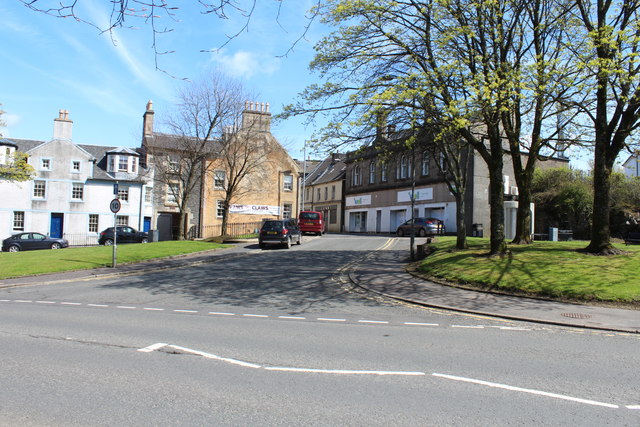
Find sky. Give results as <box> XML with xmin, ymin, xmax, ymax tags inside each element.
<box><xmin>0</xmin><ymin>0</ymin><xmax>322</xmax><ymax>160</ymax></box>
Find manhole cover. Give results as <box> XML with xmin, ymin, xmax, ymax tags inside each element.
<box><xmin>561</xmin><ymin>312</ymin><xmax>592</xmax><ymax>319</ymax></box>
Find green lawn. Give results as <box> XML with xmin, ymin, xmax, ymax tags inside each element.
<box><xmin>0</xmin><ymin>241</ymin><xmax>230</xmax><ymax>280</ymax></box>
<box><xmin>418</xmin><ymin>237</ymin><xmax>640</xmax><ymax>305</ymax></box>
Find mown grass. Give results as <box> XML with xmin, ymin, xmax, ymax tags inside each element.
<box><xmin>418</xmin><ymin>237</ymin><xmax>640</xmax><ymax>305</ymax></box>
<box><xmin>0</xmin><ymin>241</ymin><xmax>230</xmax><ymax>280</ymax></box>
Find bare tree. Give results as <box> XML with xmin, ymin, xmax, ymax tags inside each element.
<box><xmin>145</xmin><ymin>72</ymin><xmax>248</xmax><ymax>239</ymax></box>
<box><xmin>0</xmin><ymin>104</ymin><xmax>36</xmax><ymax>182</ymax></box>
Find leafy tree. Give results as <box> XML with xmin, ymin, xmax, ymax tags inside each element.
<box><xmin>571</xmin><ymin>0</ymin><xmax>640</xmax><ymax>254</ymax></box>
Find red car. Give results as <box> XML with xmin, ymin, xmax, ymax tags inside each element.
<box><xmin>298</xmin><ymin>211</ymin><xmax>326</xmax><ymax>236</ymax></box>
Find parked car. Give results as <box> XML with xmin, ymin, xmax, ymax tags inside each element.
<box><xmin>298</xmin><ymin>211</ymin><xmax>326</xmax><ymax>235</ymax></box>
<box><xmin>98</xmin><ymin>226</ymin><xmax>149</xmax><ymax>246</ymax></box>
<box><xmin>2</xmin><ymin>232</ymin><xmax>69</xmax><ymax>252</ymax></box>
<box><xmin>258</xmin><ymin>219</ymin><xmax>302</xmax><ymax>249</ymax></box>
<box><xmin>396</xmin><ymin>217</ymin><xmax>445</xmax><ymax>237</ymax></box>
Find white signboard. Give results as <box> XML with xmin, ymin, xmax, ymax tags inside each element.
<box><xmin>229</xmin><ymin>204</ymin><xmax>280</xmax><ymax>216</ymax></box>
<box><xmin>346</xmin><ymin>195</ymin><xmax>371</xmax><ymax>207</ymax></box>
<box><xmin>397</xmin><ymin>187</ymin><xmax>433</xmax><ymax>202</ymax></box>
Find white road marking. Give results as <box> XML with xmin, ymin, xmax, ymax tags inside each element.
<box><xmin>60</xmin><ymin>302</ymin><xmax>81</xmax><ymax>305</ymax></box>
<box><xmin>117</xmin><ymin>306</ymin><xmax>136</xmax><ymax>309</ymax></box>
<box><xmin>452</xmin><ymin>325</ymin><xmax>484</xmax><ymax>329</ymax></box>
<box><xmin>404</xmin><ymin>322</ymin><xmax>439</xmax><ymax>326</ymax></box>
<box><xmin>433</xmin><ymin>373</ymin><xmax>619</xmax><ymax>409</ymax></box>
<box><xmin>265</xmin><ymin>367</ymin><xmax>426</xmax><ymax>376</ymax></box>
<box><xmin>278</xmin><ymin>316</ymin><xmax>306</xmax><ymax>320</ymax></box>
<box><xmin>87</xmin><ymin>304</ymin><xmax>108</xmax><ymax>307</ymax></box>
<box><xmin>15</xmin><ymin>300</ymin><xmax>33</xmax><ymax>303</ymax></box>
<box><xmin>243</xmin><ymin>314</ymin><xmax>268</xmax><ymax>318</ymax></box>
<box><xmin>143</xmin><ymin>307</ymin><xmax>164</xmax><ymax>311</ymax></box>
<box><xmin>318</xmin><ymin>318</ymin><xmax>346</xmax><ymax>322</ymax></box>
<box><xmin>0</xmin><ymin>299</ymin><xmax>10</xmax><ymax>302</ymax></box>
<box><xmin>35</xmin><ymin>301</ymin><xmax>56</xmax><ymax>304</ymax></box>
<box><xmin>168</xmin><ymin>344</ymin><xmax>261</xmax><ymax>369</ymax></box>
<box><xmin>209</xmin><ymin>312</ymin><xmax>235</xmax><ymax>316</ymax></box>
<box><xmin>627</xmin><ymin>405</ymin><xmax>640</xmax><ymax>410</ymax></box>
<box><xmin>174</xmin><ymin>309</ymin><xmax>198</xmax><ymax>313</ymax></box>
<box><xmin>138</xmin><ymin>343</ymin><xmax>168</xmax><ymax>353</ymax></box>
<box><xmin>358</xmin><ymin>320</ymin><xmax>389</xmax><ymax>324</ymax></box>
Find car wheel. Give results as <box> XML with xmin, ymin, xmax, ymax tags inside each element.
<box><xmin>8</xmin><ymin>245</ymin><xmax>20</xmax><ymax>252</ymax></box>
<box><xmin>397</xmin><ymin>228</ymin><xmax>404</xmax><ymax>237</ymax></box>
<box><xmin>317</xmin><ymin>232</ymin><xmax>321</xmax><ymax>236</ymax></box>
<box><xmin>259</xmin><ymin>243</ymin><xmax>265</xmax><ymax>249</ymax></box>
<box><xmin>419</xmin><ymin>228</ymin><xmax>427</xmax><ymax>237</ymax></box>
<box><xmin>285</xmin><ymin>237</ymin><xmax>292</xmax><ymax>249</ymax></box>
<box><xmin>141</xmin><ymin>238</ymin><xmax>149</xmax><ymax>243</ymax></box>
<box><xmin>104</xmin><ymin>239</ymin><xmax>114</xmax><ymax>246</ymax></box>
<box><xmin>50</xmin><ymin>243</ymin><xmax>61</xmax><ymax>249</ymax></box>
<box><xmin>297</xmin><ymin>235</ymin><xmax>302</xmax><ymax>245</ymax></box>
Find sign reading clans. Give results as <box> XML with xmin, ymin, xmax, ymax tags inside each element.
<box><xmin>110</xmin><ymin>198</ymin><xmax>121</xmax><ymax>214</ymax></box>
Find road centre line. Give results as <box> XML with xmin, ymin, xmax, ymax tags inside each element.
<box><xmin>627</xmin><ymin>405</ymin><xmax>640</xmax><ymax>410</ymax></box>
<box><xmin>36</xmin><ymin>301</ymin><xmax>56</xmax><ymax>304</ymax></box>
<box><xmin>404</xmin><ymin>322</ymin><xmax>439</xmax><ymax>326</ymax></box>
<box><xmin>61</xmin><ymin>302</ymin><xmax>81</xmax><ymax>305</ymax></box>
<box><xmin>143</xmin><ymin>307</ymin><xmax>164</xmax><ymax>311</ymax></box>
<box><xmin>432</xmin><ymin>373</ymin><xmax>619</xmax><ymax>409</ymax></box>
<box><xmin>15</xmin><ymin>300</ymin><xmax>33</xmax><ymax>303</ymax></box>
<box><xmin>209</xmin><ymin>311</ymin><xmax>235</xmax><ymax>316</ymax></box>
<box><xmin>265</xmin><ymin>366</ymin><xmax>426</xmax><ymax>376</ymax></box>
<box><xmin>358</xmin><ymin>320</ymin><xmax>389</xmax><ymax>324</ymax></box>
<box><xmin>317</xmin><ymin>318</ymin><xmax>346</xmax><ymax>322</ymax></box>
<box><xmin>117</xmin><ymin>306</ymin><xmax>136</xmax><ymax>309</ymax></box>
<box><xmin>87</xmin><ymin>304</ymin><xmax>108</xmax><ymax>307</ymax></box>
<box><xmin>174</xmin><ymin>309</ymin><xmax>198</xmax><ymax>313</ymax></box>
<box><xmin>243</xmin><ymin>314</ymin><xmax>269</xmax><ymax>318</ymax></box>
<box><xmin>278</xmin><ymin>316</ymin><xmax>306</xmax><ymax>320</ymax></box>
<box><xmin>452</xmin><ymin>325</ymin><xmax>484</xmax><ymax>329</ymax></box>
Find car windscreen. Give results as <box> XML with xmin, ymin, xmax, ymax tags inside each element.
<box><xmin>261</xmin><ymin>221</ymin><xmax>283</xmax><ymax>231</ymax></box>
<box><xmin>299</xmin><ymin>212</ymin><xmax>320</xmax><ymax>220</ymax></box>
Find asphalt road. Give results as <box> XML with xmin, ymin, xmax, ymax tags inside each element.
<box><xmin>1</xmin><ymin>234</ymin><xmax>638</xmax><ymax>425</ymax></box>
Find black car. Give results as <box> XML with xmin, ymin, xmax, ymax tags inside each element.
<box><xmin>396</xmin><ymin>217</ymin><xmax>445</xmax><ymax>237</ymax></box>
<box><xmin>99</xmin><ymin>226</ymin><xmax>149</xmax><ymax>246</ymax></box>
<box><xmin>258</xmin><ymin>219</ymin><xmax>302</xmax><ymax>249</ymax></box>
<box><xmin>2</xmin><ymin>232</ymin><xmax>69</xmax><ymax>252</ymax></box>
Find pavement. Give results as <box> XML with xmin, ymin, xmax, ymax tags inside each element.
<box><xmin>1</xmin><ymin>242</ymin><xmax>638</xmax><ymax>334</ymax></box>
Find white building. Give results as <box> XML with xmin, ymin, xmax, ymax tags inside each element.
<box><xmin>622</xmin><ymin>152</ymin><xmax>640</xmax><ymax>177</ymax></box>
<box><xmin>0</xmin><ymin>110</ymin><xmax>154</xmax><ymax>245</ymax></box>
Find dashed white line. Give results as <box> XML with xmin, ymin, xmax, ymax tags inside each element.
<box><xmin>117</xmin><ymin>306</ymin><xmax>136</xmax><ymax>309</ymax></box>
<box><xmin>433</xmin><ymin>373</ymin><xmax>619</xmax><ymax>409</ymax></box>
<box><xmin>138</xmin><ymin>343</ymin><xmax>168</xmax><ymax>353</ymax></box>
<box><xmin>404</xmin><ymin>322</ymin><xmax>439</xmax><ymax>326</ymax></box>
<box><xmin>143</xmin><ymin>307</ymin><xmax>164</xmax><ymax>311</ymax></box>
<box><xmin>243</xmin><ymin>314</ymin><xmax>268</xmax><ymax>318</ymax></box>
<box><xmin>87</xmin><ymin>304</ymin><xmax>108</xmax><ymax>307</ymax></box>
<box><xmin>36</xmin><ymin>301</ymin><xmax>56</xmax><ymax>304</ymax></box>
<box><xmin>61</xmin><ymin>302</ymin><xmax>81</xmax><ymax>306</ymax></box>
<box><xmin>209</xmin><ymin>312</ymin><xmax>235</xmax><ymax>316</ymax></box>
<box><xmin>278</xmin><ymin>316</ymin><xmax>306</xmax><ymax>320</ymax></box>
<box><xmin>317</xmin><ymin>318</ymin><xmax>346</xmax><ymax>322</ymax></box>
<box><xmin>15</xmin><ymin>300</ymin><xmax>33</xmax><ymax>303</ymax></box>
<box><xmin>174</xmin><ymin>309</ymin><xmax>198</xmax><ymax>313</ymax></box>
<box><xmin>452</xmin><ymin>325</ymin><xmax>485</xmax><ymax>329</ymax></box>
<box><xmin>358</xmin><ymin>320</ymin><xmax>389</xmax><ymax>324</ymax></box>
<box><xmin>627</xmin><ymin>405</ymin><xmax>640</xmax><ymax>410</ymax></box>
<box><xmin>0</xmin><ymin>299</ymin><xmax>10</xmax><ymax>302</ymax></box>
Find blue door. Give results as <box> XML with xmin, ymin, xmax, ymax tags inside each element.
<box><xmin>143</xmin><ymin>217</ymin><xmax>151</xmax><ymax>233</ymax></box>
<box><xmin>50</xmin><ymin>213</ymin><xmax>64</xmax><ymax>238</ymax></box>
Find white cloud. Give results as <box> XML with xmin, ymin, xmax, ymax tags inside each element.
<box><xmin>210</xmin><ymin>50</ymin><xmax>280</xmax><ymax>79</ymax></box>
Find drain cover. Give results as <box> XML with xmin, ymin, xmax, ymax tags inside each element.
<box><xmin>561</xmin><ymin>312</ymin><xmax>592</xmax><ymax>319</ymax></box>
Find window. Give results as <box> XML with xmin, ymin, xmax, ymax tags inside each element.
<box><xmin>400</xmin><ymin>155</ymin><xmax>409</xmax><ymax>179</ymax></box>
<box><xmin>144</xmin><ymin>186</ymin><xmax>153</xmax><ymax>203</ymax></box>
<box><xmin>89</xmin><ymin>214</ymin><xmax>99</xmax><ymax>233</ymax></box>
<box><xmin>352</xmin><ymin>165</ymin><xmax>361</xmax><ymax>186</ymax></box>
<box><xmin>306</xmin><ymin>188</ymin><xmax>310</xmax><ymax>201</ymax></box>
<box><xmin>317</xmin><ymin>188</ymin><xmax>321</xmax><ymax>200</ymax></box>
<box><xmin>369</xmin><ymin>161</ymin><xmax>376</xmax><ymax>184</ymax></box>
<box><xmin>131</xmin><ymin>158</ymin><xmax>137</xmax><ymax>173</ymax></box>
<box><xmin>217</xmin><ymin>200</ymin><xmax>225</xmax><ymax>218</ymax></box>
<box><xmin>381</xmin><ymin>162</ymin><xmax>387</xmax><ymax>182</ymax></box>
<box><xmin>422</xmin><ymin>152</ymin><xmax>430</xmax><ymax>176</ymax></box>
<box><xmin>214</xmin><ymin>170</ymin><xmax>226</xmax><ymax>189</ymax></box>
<box><xmin>72</xmin><ymin>160</ymin><xmax>81</xmax><ymax>172</ymax></box>
<box><xmin>72</xmin><ymin>183</ymin><xmax>84</xmax><ymax>200</ymax></box>
<box><xmin>116</xmin><ymin>215</ymin><xmax>128</xmax><ymax>226</ymax></box>
<box><xmin>13</xmin><ymin>211</ymin><xmax>25</xmax><ymax>231</ymax></box>
<box><xmin>282</xmin><ymin>203</ymin><xmax>292</xmax><ymax>219</ymax></box>
<box><xmin>324</xmin><ymin>187</ymin><xmax>328</xmax><ymax>201</ymax></box>
<box><xmin>283</xmin><ymin>174</ymin><xmax>293</xmax><ymax>191</ymax></box>
<box><xmin>331</xmin><ymin>185</ymin><xmax>336</xmax><ymax>200</ymax></box>
<box><xmin>40</xmin><ymin>158</ymin><xmax>51</xmax><ymax>170</ymax></box>
<box><xmin>118</xmin><ymin>187</ymin><xmax>129</xmax><ymax>202</ymax></box>
<box><xmin>118</xmin><ymin>156</ymin><xmax>128</xmax><ymax>172</ymax></box>
<box><xmin>439</xmin><ymin>152</ymin><xmax>447</xmax><ymax>172</ymax></box>
<box><xmin>33</xmin><ymin>180</ymin><xmax>46</xmax><ymax>198</ymax></box>
<box><xmin>167</xmin><ymin>183</ymin><xmax>179</xmax><ymax>204</ymax></box>
<box><xmin>109</xmin><ymin>156</ymin><xmax>116</xmax><ymax>172</ymax></box>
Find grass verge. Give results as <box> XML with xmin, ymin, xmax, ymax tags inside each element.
<box><xmin>0</xmin><ymin>241</ymin><xmax>230</xmax><ymax>280</ymax></box>
<box><xmin>417</xmin><ymin>237</ymin><xmax>640</xmax><ymax>307</ymax></box>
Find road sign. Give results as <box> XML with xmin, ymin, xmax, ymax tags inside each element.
<box><xmin>110</xmin><ymin>198</ymin><xmax>121</xmax><ymax>214</ymax></box>
<box><xmin>113</xmin><ymin>183</ymin><xmax>119</xmax><ymax>195</ymax></box>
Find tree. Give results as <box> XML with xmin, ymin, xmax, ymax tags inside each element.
<box><xmin>146</xmin><ymin>72</ymin><xmax>248</xmax><ymax>239</ymax></box>
<box><xmin>571</xmin><ymin>0</ymin><xmax>640</xmax><ymax>254</ymax></box>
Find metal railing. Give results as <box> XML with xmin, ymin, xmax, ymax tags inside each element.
<box><xmin>199</xmin><ymin>221</ymin><xmax>263</xmax><ymax>240</ymax></box>
<box><xmin>63</xmin><ymin>232</ymin><xmax>101</xmax><ymax>247</ymax></box>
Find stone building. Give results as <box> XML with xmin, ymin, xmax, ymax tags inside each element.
<box><xmin>301</xmin><ymin>153</ymin><xmax>346</xmax><ymax>233</ymax></box>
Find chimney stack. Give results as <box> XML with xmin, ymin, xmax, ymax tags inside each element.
<box><xmin>143</xmin><ymin>100</ymin><xmax>155</xmax><ymax>138</ymax></box>
<box><xmin>241</xmin><ymin>100</ymin><xmax>271</xmax><ymax>132</ymax></box>
<box><xmin>53</xmin><ymin>109</ymin><xmax>73</xmax><ymax>141</ymax></box>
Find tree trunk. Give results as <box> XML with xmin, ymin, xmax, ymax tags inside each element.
<box><xmin>512</xmin><ymin>182</ymin><xmax>533</xmax><ymax>244</ymax></box>
<box><xmin>455</xmin><ymin>192</ymin><xmax>468</xmax><ymax>250</ymax></box>
<box><xmin>585</xmin><ymin>140</ymin><xmax>617</xmax><ymax>254</ymax></box>
<box><xmin>488</xmin><ymin>160</ymin><xmax>507</xmax><ymax>255</ymax></box>
<box><xmin>221</xmin><ymin>204</ymin><xmax>229</xmax><ymax>237</ymax></box>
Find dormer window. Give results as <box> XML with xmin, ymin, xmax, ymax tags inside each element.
<box><xmin>107</xmin><ymin>153</ymin><xmax>139</xmax><ymax>174</ymax></box>
<box><xmin>118</xmin><ymin>156</ymin><xmax>128</xmax><ymax>172</ymax></box>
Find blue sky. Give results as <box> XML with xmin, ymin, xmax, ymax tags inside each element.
<box><xmin>0</xmin><ymin>1</ymin><xmax>321</xmax><ymax>159</ymax></box>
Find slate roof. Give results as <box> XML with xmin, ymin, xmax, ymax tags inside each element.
<box><xmin>304</xmin><ymin>154</ymin><xmax>346</xmax><ymax>186</ymax></box>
